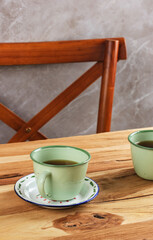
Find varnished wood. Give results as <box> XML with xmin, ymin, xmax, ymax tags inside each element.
<box><xmin>97</xmin><ymin>40</ymin><xmax>119</xmax><ymax>132</ymax></box>
<box><xmin>0</xmin><ymin>103</ymin><xmax>47</xmax><ymax>140</ymax></box>
<box><xmin>9</xmin><ymin>62</ymin><xmax>102</xmax><ymax>142</ymax></box>
<box><xmin>0</xmin><ymin>38</ymin><xmax>126</xmax><ymax>65</ymax></box>
<box><xmin>54</xmin><ymin>220</ymin><xmax>153</xmax><ymax>240</ymax></box>
<box><xmin>0</xmin><ymin>38</ymin><xmax>127</xmax><ymax>143</ymax></box>
<box><xmin>1</xmin><ymin>128</ymin><xmax>153</xmax><ymax>239</ymax></box>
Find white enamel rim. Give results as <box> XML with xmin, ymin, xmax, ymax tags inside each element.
<box><xmin>14</xmin><ymin>173</ymin><xmax>99</xmax><ymax>208</ymax></box>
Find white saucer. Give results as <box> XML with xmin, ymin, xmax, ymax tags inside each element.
<box><xmin>14</xmin><ymin>173</ymin><xmax>99</xmax><ymax>209</ymax></box>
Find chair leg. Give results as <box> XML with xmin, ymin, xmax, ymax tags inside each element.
<box><xmin>97</xmin><ymin>40</ymin><xmax>119</xmax><ymax>133</ymax></box>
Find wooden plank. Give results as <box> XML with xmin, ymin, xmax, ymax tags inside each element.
<box><xmin>1</xmin><ymin>127</ymin><xmax>151</xmax><ymax>157</ymax></box>
<box><xmin>2</xmin><ymin>166</ymin><xmax>153</xmax><ymax>204</ymax></box>
<box><xmin>0</xmin><ymin>38</ymin><xmax>126</xmax><ymax>65</ymax></box>
<box><xmin>1</xmin><ymin>128</ymin><xmax>153</xmax><ymax>239</ymax></box>
<box><xmin>2</xmin><ymin>128</ymin><xmax>153</xmax><ymax>185</ymax></box>
<box><xmin>54</xmin><ymin>220</ymin><xmax>153</xmax><ymax>240</ymax></box>
<box><xmin>0</xmin><ymin>128</ymin><xmax>133</xmax><ymax>182</ymax></box>
<box><xmin>8</xmin><ymin>62</ymin><xmax>103</xmax><ymax>142</ymax></box>
<box><xmin>0</xmin><ymin>159</ymin><xmax>133</xmax><ymax>186</ymax></box>
<box><xmin>1</xmin><ymin>181</ymin><xmax>153</xmax><ymax>239</ymax></box>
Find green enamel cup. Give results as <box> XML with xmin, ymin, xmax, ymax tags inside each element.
<box><xmin>128</xmin><ymin>130</ymin><xmax>153</xmax><ymax>180</ymax></box>
<box><xmin>30</xmin><ymin>145</ymin><xmax>91</xmax><ymax>200</ymax></box>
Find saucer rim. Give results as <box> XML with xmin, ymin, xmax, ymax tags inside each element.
<box><xmin>14</xmin><ymin>173</ymin><xmax>99</xmax><ymax>208</ymax></box>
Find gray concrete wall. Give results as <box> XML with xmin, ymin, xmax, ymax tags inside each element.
<box><xmin>0</xmin><ymin>0</ymin><xmax>153</xmax><ymax>143</ymax></box>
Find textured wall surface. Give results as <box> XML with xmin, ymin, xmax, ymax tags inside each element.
<box><xmin>0</xmin><ymin>0</ymin><xmax>153</xmax><ymax>143</ymax></box>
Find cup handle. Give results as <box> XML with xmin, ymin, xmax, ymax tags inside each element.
<box><xmin>37</xmin><ymin>172</ymin><xmax>51</xmax><ymax>198</ymax></box>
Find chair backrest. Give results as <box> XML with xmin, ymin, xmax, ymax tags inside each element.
<box><xmin>0</xmin><ymin>38</ymin><xmax>127</xmax><ymax>143</ymax></box>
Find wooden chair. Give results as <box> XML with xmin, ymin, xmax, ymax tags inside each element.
<box><xmin>0</xmin><ymin>38</ymin><xmax>127</xmax><ymax>143</ymax></box>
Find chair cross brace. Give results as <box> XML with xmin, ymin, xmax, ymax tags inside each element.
<box><xmin>1</xmin><ymin>62</ymin><xmax>102</xmax><ymax>142</ymax></box>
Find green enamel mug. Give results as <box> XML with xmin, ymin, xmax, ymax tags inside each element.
<box><xmin>30</xmin><ymin>145</ymin><xmax>91</xmax><ymax>200</ymax></box>
<box><xmin>128</xmin><ymin>130</ymin><xmax>153</xmax><ymax>180</ymax></box>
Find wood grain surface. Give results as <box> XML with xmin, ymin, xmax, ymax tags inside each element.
<box><xmin>0</xmin><ymin>38</ymin><xmax>126</xmax><ymax>65</ymax></box>
<box><xmin>1</xmin><ymin>128</ymin><xmax>153</xmax><ymax>240</ymax></box>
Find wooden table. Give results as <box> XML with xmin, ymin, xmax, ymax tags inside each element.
<box><xmin>1</xmin><ymin>128</ymin><xmax>153</xmax><ymax>240</ymax></box>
